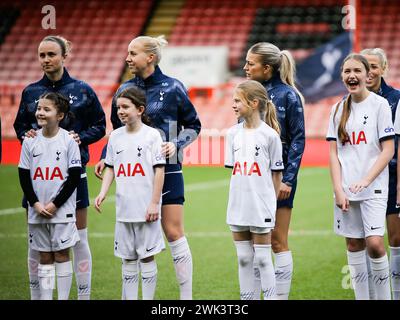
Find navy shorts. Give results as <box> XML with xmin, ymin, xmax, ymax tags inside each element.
<box><xmin>277</xmin><ymin>180</ymin><xmax>297</xmax><ymax>209</ymax></box>
<box><xmin>162</xmin><ymin>171</ymin><xmax>185</xmax><ymax>205</ymax></box>
<box><xmin>22</xmin><ymin>167</ymin><xmax>89</xmax><ymax>210</ymax></box>
<box><xmin>387</xmin><ymin>173</ymin><xmax>400</xmax><ymax>215</ymax></box>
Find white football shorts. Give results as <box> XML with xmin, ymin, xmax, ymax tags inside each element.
<box><xmin>28</xmin><ymin>222</ymin><xmax>80</xmax><ymax>252</ymax></box>
<box><xmin>334</xmin><ymin>198</ymin><xmax>386</xmax><ymax>238</ymax></box>
<box><xmin>229</xmin><ymin>224</ymin><xmax>273</xmax><ymax>234</ymax></box>
<box><xmin>114</xmin><ymin>220</ymin><xmax>165</xmax><ymax>260</ymax></box>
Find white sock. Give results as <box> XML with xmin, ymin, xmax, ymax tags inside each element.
<box><xmin>27</xmin><ymin>247</ymin><xmax>40</xmax><ymax>300</ymax></box>
<box><xmin>370</xmin><ymin>254</ymin><xmax>391</xmax><ymax>300</ymax></box>
<box><xmin>253</xmin><ymin>263</ymin><xmax>261</xmax><ymax>300</ymax></box>
<box><xmin>390</xmin><ymin>246</ymin><xmax>400</xmax><ymax>300</ymax></box>
<box><xmin>122</xmin><ymin>260</ymin><xmax>139</xmax><ymax>300</ymax></box>
<box><xmin>73</xmin><ymin>228</ymin><xmax>92</xmax><ymax>300</ymax></box>
<box><xmin>366</xmin><ymin>254</ymin><xmax>377</xmax><ymax>300</ymax></box>
<box><xmin>254</xmin><ymin>244</ymin><xmax>276</xmax><ymax>300</ymax></box>
<box><xmin>169</xmin><ymin>236</ymin><xmax>193</xmax><ymax>300</ymax></box>
<box><xmin>56</xmin><ymin>261</ymin><xmax>73</xmax><ymax>300</ymax></box>
<box><xmin>234</xmin><ymin>240</ymin><xmax>255</xmax><ymax>300</ymax></box>
<box><xmin>38</xmin><ymin>264</ymin><xmax>55</xmax><ymax>300</ymax></box>
<box><xmin>140</xmin><ymin>260</ymin><xmax>158</xmax><ymax>300</ymax></box>
<box><xmin>274</xmin><ymin>250</ymin><xmax>293</xmax><ymax>300</ymax></box>
<box><xmin>347</xmin><ymin>250</ymin><xmax>369</xmax><ymax>300</ymax></box>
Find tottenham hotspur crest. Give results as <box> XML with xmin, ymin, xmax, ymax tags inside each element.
<box><xmin>56</xmin><ymin>150</ymin><xmax>61</xmax><ymax>161</ymax></box>
<box><xmin>363</xmin><ymin>115</ymin><xmax>368</xmax><ymax>125</ymax></box>
<box><xmin>159</xmin><ymin>91</ymin><xmax>165</xmax><ymax>101</ymax></box>
<box><xmin>255</xmin><ymin>145</ymin><xmax>260</xmax><ymax>156</ymax></box>
<box><xmin>137</xmin><ymin>146</ymin><xmax>142</xmax><ymax>157</ymax></box>
<box><xmin>69</xmin><ymin>94</ymin><xmax>77</xmax><ymax>104</ymax></box>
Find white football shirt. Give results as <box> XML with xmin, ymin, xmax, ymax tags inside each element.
<box><xmin>18</xmin><ymin>128</ymin><xmax>81</xmax><ymax>224</ymax></box>
<box><xmin>105</xmin><ymin>124</ymin><xmax>166</xmax><ymax>222</ymax></box>
<box><xmin>225</xmin><ymin>121</ymin><xmax>284</xmax><ymax>228</ymax></box>
<box><xmin>326</xmin><ymin>92</ymin><xmax>394</xmax><ymax>200</ymax></box>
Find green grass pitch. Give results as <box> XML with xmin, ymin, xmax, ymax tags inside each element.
<box><xmin>0</xmin><ymin>165</ymin><xmax>358</xmax><ymax>299</ymax></box>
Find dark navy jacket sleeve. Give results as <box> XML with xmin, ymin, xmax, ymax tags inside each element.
<box><xmin>77</xmin><ymin>85</ymin><xmax>106</xmax><ymax>147</ymax></box>
<box><xmin>101</xmin><ymin>85</ymin><xmax>125</xmax><ymax>160</ymax></box>
<box><xmin>172</xmin><ymin>82</ymin><xmax>202</xmax><ymax>150</ymax></box>
<box><xmin>14</xmin><ymin>89</ymin><xmax>31</xmax><ymax>142</ymax></box>
<box><xmin>283</xmin><ymin>91</ymin><xmax>305</xmax><ymax>185</ymax></box>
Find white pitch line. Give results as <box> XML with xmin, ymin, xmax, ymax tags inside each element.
<box><xmin>0</xmin><ymin>230</ymin><xmax>334</xmax><ymax>239</ymax></box>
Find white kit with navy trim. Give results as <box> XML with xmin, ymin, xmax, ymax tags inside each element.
<box><xmin>225</xmin><ymin>122</ymin><xmax>283</xmax><ymax>228</ymax></box>
<box><xmin>105</xmin><ymin>124</ymin><xmax>166</xmax><ymax>222</ymax></box>
<box><xmin>326</xmin><ymin>92</ymin><xmax>395</xmax><ymax>201</ymax></box>
<box><xmin>18</xmin><ymin>128</ymin><xmax>81</xmax><ymax>224</ymax></box>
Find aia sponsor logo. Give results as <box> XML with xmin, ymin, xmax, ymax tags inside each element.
<box><xmin>232</xmin><ymin>161</ymin><xmax>261</xmax><ymax>176</ymax></box>
<box><xmin>342</xmin><ymin>131</ymin><xmax>367</xmax><ymax>145</ymax></box>
<box><xmin>33</xmin><ymin>167</ymin><xmax>64</xmax><ymax>180</ymax></box>
<box><xmin>116</xmin><ymin>163</ymin><xmax>145</xmax><ymax>177</ymax></box>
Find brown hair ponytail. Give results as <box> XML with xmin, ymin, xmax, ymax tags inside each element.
<box><xmin>334</xmin><ymin>95</ymin><xmax>352</xmax><ymax>144</ymax></box>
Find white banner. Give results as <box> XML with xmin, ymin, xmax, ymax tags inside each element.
<box><xmin>159</xmin><ymin>46</ymin><xmax>229</xmax><ymax>88</ymax></box>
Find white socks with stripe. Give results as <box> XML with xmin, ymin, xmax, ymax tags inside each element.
<box><xmin>38</xmin><ymin>264</ymin><xmax>55</xmax><ymax>300</ymax></box>
<box><xmin>234</xmin><ymin>241</ymin><xmax>255</xmax><ymax>300</ymax></box>
<box><xmin>140</xmin><ymin>260</ymin><xmax>158</xmax><ymax>300</ymax></box>
<box><xmin>56</xmin><ymin>261</ymin><xmax>73</xmax><ymax>300</ymax></box>
<box><xmin>73</xmin><ymin>228</ymin><xmax>92</xmax><ymax>300</ymax></box>
<box><xmin>169</xmin><ymin>236</ymin><xmax>193</xmax><ymax>300</ymax></box>
<box><xmin>347</xmin><ymin>250</ymin><xmax>369</xmax><ymax>300</ymax></box>
<box><xmin>274</xmin><ymin>251</ymin><xmax>293</xmax><ymax>300</ymax></box>
<box><xmin>390</xmin><ymin>246</ymin><xmax>400</xmax><ymax>300</ymax></box>
<box><xmin>254</xmin><ymin>244</ymin><xmax>276</xmax><ymax>300</ymax></box>
<box><xmin>366</xmin><ymin>254</ymin><xmax>377</xmax><ymax>299</ymax></box>
<box><xmin>370</xmin><ymin>254</ymin><xmax>391</xmax><ymax>300</ymax></box>
<box><xmin>122</xmin><ymin>260</ymin><xmax>139</xmax><ymax>300</ymax></box>
<box><xmin>28</xmin><ymin>248</ymin><xmax>40</xmax><ymax>300</ymax></box>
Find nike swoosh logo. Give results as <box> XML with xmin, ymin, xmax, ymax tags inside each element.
<box><xmin>146</xmin><ymin>246</ymin><xmax>156</xmax><ymax>252</ymax></box>
<box><xmin>33</xmin><ymin>153</ymin><xmax>42</xmax><ymax>157</ymax></box>
<box><xmin>234</xmin><ymin>148</ymin><xmax>240</xmax><ymax>152</ymax></box>
<box><xmin>116</xmin><ymin>150</ymin><xmax>124</xmax><ymax>154</ymax></box>
<box><xmin>161</xmin><ymin>191</ymin><xmax>170</xmax><ymax>197</ymax></box>
<box><xmin>370</xmin><ymin>226</ymin><xmax>382</xmax><ymax>230</ymax></box>
<box><xmin>61</xmin><ymin>238</ymin><xmax>70</xmax><ymax>244</ymax></box>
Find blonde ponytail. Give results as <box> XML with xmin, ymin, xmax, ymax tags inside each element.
<box><xmin>264</xmin><ymin>100</ymin><xmax>281</xmax><ymax>135</ymax></box>
<box><xmin>280</xmin><ymin>50</ymin><xmax>304</xmax><ymax>104</ymax></box>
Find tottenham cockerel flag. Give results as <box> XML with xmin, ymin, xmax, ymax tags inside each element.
<box><xmin>296</xmin><ymin>32</ymin><xmax>351</xmax><ymax>103</ymax></box>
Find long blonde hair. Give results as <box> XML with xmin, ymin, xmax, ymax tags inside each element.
<box><xmin>248</xmin><ymin>42</ymin><xmax>304</xmax><ymax>104</ymax></box>
<box><xmin>133</xmin><ymin>35</ymin><xmax>168</xmax><ymax>65</ymax></box>
<box><xmin>236</xmin><ymin>80</ymin><xmax>280</xmax><ymax>135</ymax></box>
